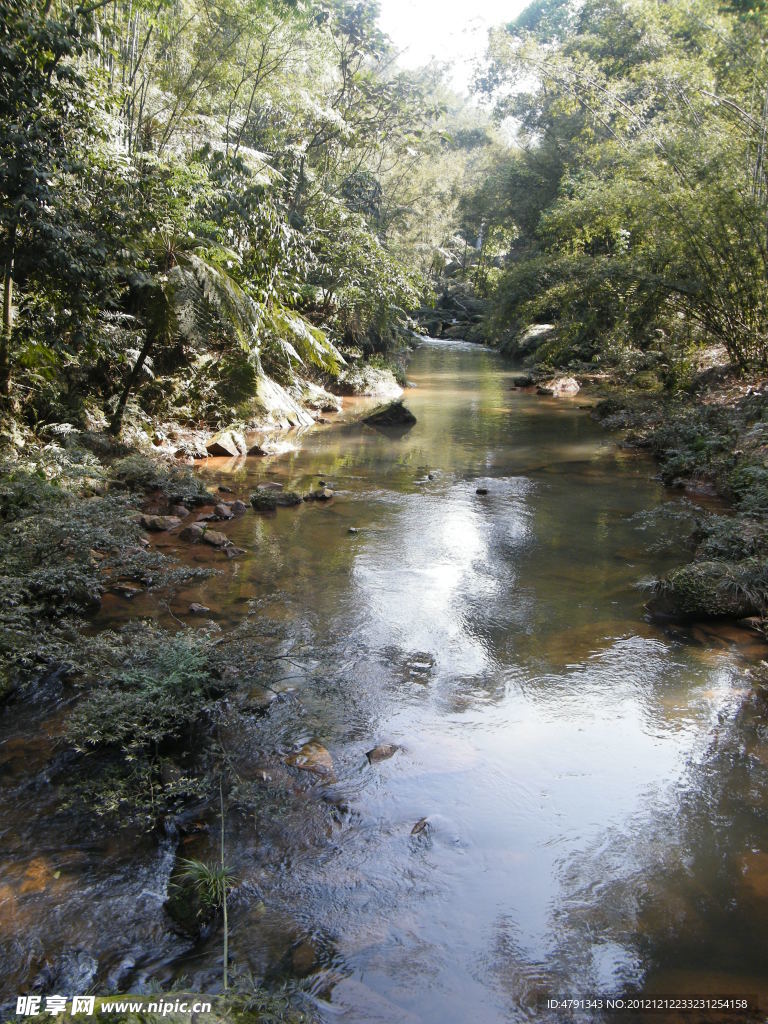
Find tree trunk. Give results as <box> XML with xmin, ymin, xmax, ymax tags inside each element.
<box><xmin>0</xmin><ymin>222</ymin><xmax>17</xmax><ymax>398</ymax></box>
<box><xmin>109</xmin><ymin>329</ymin><xmax>153</xmax><ymax>434</ymax></box>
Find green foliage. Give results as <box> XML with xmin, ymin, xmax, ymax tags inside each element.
<box><xmin>67</xmin><ymin>631</ymin><xmax>218</xmax><ymax>754</ymax></box>
<box><xmin>176</xmin><ymin>858</ymin><xmax>235</xmax><ymax>913</ymax></box>
<box><xmin>110</xmin><ymin>453</ymin><xmax>212</xmax><ymax>505</ymax></box>
<box><xmin>1</xmin><ymin>0</ymin><xmax>473</xmax><ymax>429</ymax></box>
<box><xmin>472</xmin><ymin>0</ymin><xmax>768</xmax><ymax>372</ymax></box>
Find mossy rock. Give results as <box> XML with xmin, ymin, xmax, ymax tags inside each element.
<box><xmin>250</xmin><ymin>488</ymin><xmax>303</xmax><ymax>511</ymax></box>
<box><xmin>647</xmin><ymin>559</ymin><xmax>768</xmax><ymax>621</ymax></box>
<box><xmin>250</xmin><ymin>488</ymin><xmax>279</xmax><ymax>511</ymax></box>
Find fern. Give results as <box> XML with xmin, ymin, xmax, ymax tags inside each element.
<box><xmin>266</xmin><ymin>305</ymin><xmax>345</xmax><ymax>375</ymax></box>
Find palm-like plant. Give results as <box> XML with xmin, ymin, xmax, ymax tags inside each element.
<box><xmin>176</xmin><ymin>780</ymin><xmax>237</xmax><ymax>991</ymax></box>
<box><xmin>110</xmin><ymin>223</ymin><xmax>343</xmax><ymax>433</ymax></box>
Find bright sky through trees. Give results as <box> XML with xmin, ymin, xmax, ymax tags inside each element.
<box><xmin>377</xmin><ymin>0</ymin><xmax>528</xmax><ymax>91</ymax></box>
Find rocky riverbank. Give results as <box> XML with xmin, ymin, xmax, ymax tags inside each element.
<box><xmin>508</xmin><ymin>354</ymin><xmax>768</xmax><ymax>636</ymax></box>
<box><xmin>0</xmin><ymin>360</ymin><xmax>413</xmax><ymax>1020</ymax></box>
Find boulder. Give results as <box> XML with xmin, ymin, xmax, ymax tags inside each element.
<box><xmin>274</xmin><ymin>490</ymin><xmax>303</xmax><ymax>506</ymax></box>
<box><xmin>213</xmin><ymin>502</ymin><xmax>234</xmax><ymax>520</ymax></box>
<box><xmin>537</xmin><ymin>376</ymin><xmax>580</xmax><ymax>397</ymax></box>
<box><xmin>332</xmin><ymin>365</ymin><xmax>402</xmax><ymax>399</ymax></box>
<box><xmin>366</xmin><ymin>743</ymin><xmax>400</xmax><ymax>764</ymax></box>
<box><xmin>230</xmin><ymin>500</ymin><xmax>248</xmax><ymax>515</ymax></box>
<box><xmin>201</xmin><ymin>529</ymin><xmax>231</xmax><ymax>548</ymax></box>
<box><xmin>179</xmin><ymin>523</ymin><xmax>205</xmax><ymax>543</ymax></box>
<box><xmin>285</xmin><ymin>741</ymin><xmax>335</xmax><ymax>781</ymax></box>
<box><xmin>252</xmin><ymin>375</ymin><xmax>315</xmax><ymax>428</ymax></box>
<box><xmin>250</xmin><ymin>488</ymin><xmax>278</xmax><ymax>511</ymax></box>
<box><xmin>363</xmin><ymin>401</ymin><xmax>417</xmax><ymax>429</ymax></box>
<box><xmin>206</xmin><ymin>430</ymin><xmax>247</xmax><ymax>458</ymax></box>
<box><xmin>302</xmin><ymin>382</ymin><xmax>343</xmax><ymax>413</ymax></box>
<box><xmin>140</xmin><ymin>514</ymin><xmax>182</xmax><ymax>532</ymax></box>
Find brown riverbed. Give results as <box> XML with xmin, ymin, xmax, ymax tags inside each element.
<box><xmin>2</xmin><ymin>338</ymin><xmax>767</xmax><ymax>1022</ymax></box>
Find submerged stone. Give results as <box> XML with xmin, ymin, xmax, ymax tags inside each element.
<box><xmin>366</xmin><ymin>743</ymin><xmax>400</xmax><ymax>763</ymax></box>
<box><xmin>285</xmin><ymin>741</ymin><xmax>335</xmax><ymax>780</ymax></box>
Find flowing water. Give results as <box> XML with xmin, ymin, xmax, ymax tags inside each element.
<box><xmin>3</xmin><ymin>338</ymin><xmax>768</xmax><ymax>1021</ymax></box>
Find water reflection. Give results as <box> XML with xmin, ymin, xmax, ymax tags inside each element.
<box><xmin>3</xmin><ymin>339</ymin><xmax>765</xmax><ymax>1019</ymax></box>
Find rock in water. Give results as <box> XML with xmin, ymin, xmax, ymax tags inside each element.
<box><xmin>537</xmin><ymin>376</ymin><xmax>580</xmax><ymax>397</ymax></box>
<box><xmin>189</xmin><ymin>602</ymin><xmax>211</xmax><ymax>616</ymax></box>
<box><xmin>250</xmin><ymin>487</ymin><xmax>303</xmax><ymax>510</ymax></box>
<box><xmin>363</xmin><ymin>401</ymin><xmax>417</xmax><ymax>429</ymax></box>
<box><xmin>213</xmin><ymin>502</ymin><xmax>234</xmax><ymax>520</ymax></box>
<box><xmin>285</xmin><ymin>741</ymin><xmax>335</xmax><ymax>780</ymax></box>
<box><xmin>206</xmin><ymin>429</ymin><xmax>247</xmax><ymax>457</ymax></box>
<box><xmin>249</xmin><ymin>488</ymin><xmax>278</xmax><ymax>511</ymax></box>
<box><xmin>179</xmin><ymin>523</ymin><xmax>205</xmax><ymax>543</ymax></box>
<box><xmin>366</xmin><ymin>743</ymin><xmax>400</xmax><ymax>763</ymax></box>
<box><xmin>140</xmin><ymin>514</ymin><xmax>182</xmax><ymax>532</ymax></box>
<box><xmin>411</xmin><ymin>817</ymin><xmax>429</xmax><ymax>835</ymax></box>
<box><xmin>201</xmin><ymin>529</ymin><xmax>230</xmax><ymax>548</ymax></box>
<box><xmin>110</xmin><ymin>581</ymin><xmax>143</xmax><ymax>599</ymax></box>
<box><xmin>308</xmin><ymin>487</ymin><xmax>334</xmax><ymax>501</ymax></box>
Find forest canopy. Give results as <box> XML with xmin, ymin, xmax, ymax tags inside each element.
<box><xmin>0</xmin><ymin>0</ymin><xmax>493</xmax><ymax>434</ymax></box>
<box><xmin>461</xmin><ymin>0</ymin><xmax>768</xmax><ymax>377</ymax></box>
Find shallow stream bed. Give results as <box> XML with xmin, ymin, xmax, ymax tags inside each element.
<box><xmin>3</xmin><ymin>339</ymin><xmax>768</xmax><ymax>1022</ymax></box>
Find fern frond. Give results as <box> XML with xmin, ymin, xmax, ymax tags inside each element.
<box><xmin>267</xmin><ymin>306</ymin><xmax>345</xmax><ymax>375</ymax></box>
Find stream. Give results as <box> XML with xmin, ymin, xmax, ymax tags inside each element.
<box><xmin>3</xmin><ymin>338</ymin><xmax>768</xmax><ymax>1022</ymax></box>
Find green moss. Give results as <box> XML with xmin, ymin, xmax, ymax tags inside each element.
<box><xmin>110</xmin><ymin>453</ymin><xmax>212</xmax><ymax>506</ymax></box>
<box><xmin>649</xmin><ymin>559</ymin><xmax>768</xmax><ymax>620</ymax></box>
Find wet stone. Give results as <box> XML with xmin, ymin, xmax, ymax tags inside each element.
<box><xmin>285</xmin><ymin>741</ymin><xmax>335</xmax><ymax>781</ymax></box>
<box><xmin>179</xmin><ymin>523</ymin><xmax>205</xmax><ymax>542</ymax></box>
<box><xmin>140</xmin><ymin>514</ymin><xmax>182</xmax><ymax>532</ymax></box>
<box><xmin>366</xmin><ymin>743</ymin><xmax>400</xmax><ymax>764</ymax></box>
<box><xmin>201</xmin><ymin>529</ymin><xmax>230</xmax><ymax>548</ymax></box>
